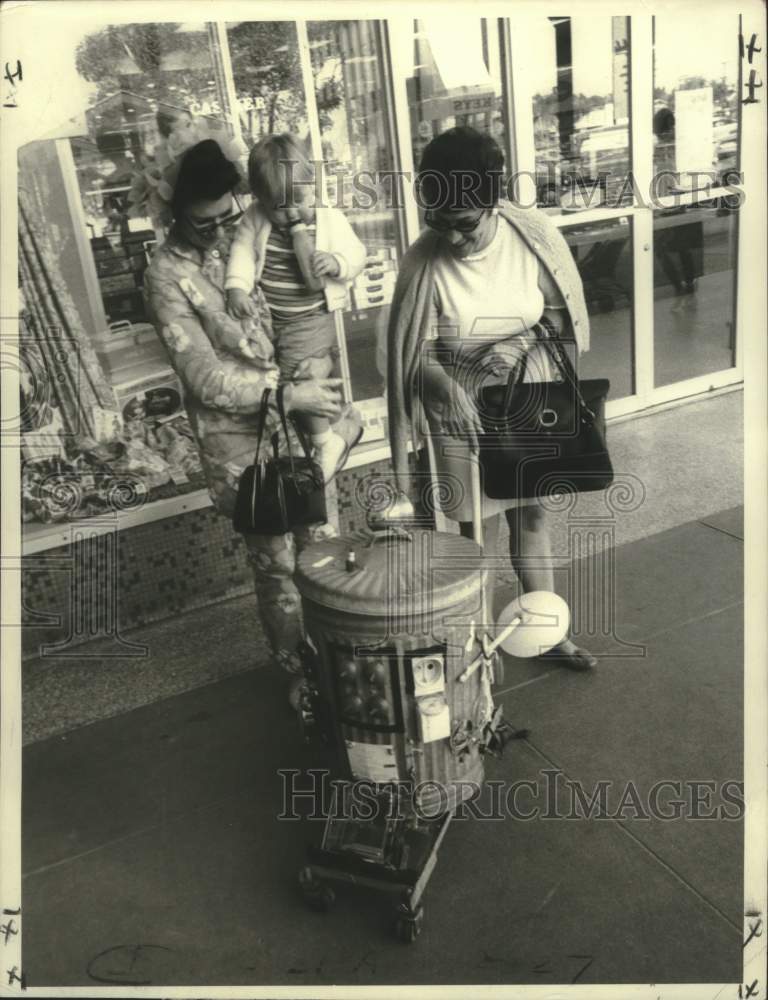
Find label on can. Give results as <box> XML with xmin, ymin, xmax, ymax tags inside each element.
<box><xmin>417</xmin><ymin>695</ymin><xmax>451</xmax><ymax>742</ymax></box>
<box><xmin>345</xmin><ymin>741</ymin><xmax>401</xmax><ymax>783</ymax></box>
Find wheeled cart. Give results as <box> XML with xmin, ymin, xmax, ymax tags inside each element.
<box><xmin>298</xmin><ymin>787</ymin><xmax>453</xmax><ymax>942</ymax></box>
<box><xmin>294</xmin><ymin>522</ymin><xmax>513</xmax><ymax>941</ymax></box>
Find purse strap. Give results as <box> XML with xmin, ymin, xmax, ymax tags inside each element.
<box><xmin>253</xmin><ymin>387</ymin><xmax>273</xmax><ymax>466</ymax></box>
<box><xmin>533</xmin><ymin>318</ymin><xmax>596</xmax><ymax>422</ymax></box>
<box><xmin>276</xmin><ymin>383</ymin><xmax>320</xmax><ymax>474</ymax></box>
<box><xmin>502</xmin><ymin>352</ymin><xmax>529</xmax><ymax>413</ymax></box>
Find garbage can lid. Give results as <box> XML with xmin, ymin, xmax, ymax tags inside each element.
<box><xmin>295</xmin><ymin>528</ymin><xmax>485</xmax><ymax>616</ymax></box>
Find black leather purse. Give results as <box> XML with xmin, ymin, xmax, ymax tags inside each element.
<box><xmin>232</xmin><ymin>385</ymin><xmax>327</xmax><ymax>535</ymax></box>
<box><xmin>477</xmin><ymin>319</ymin><xmax>613</xmax><ymax>500</ymax></box>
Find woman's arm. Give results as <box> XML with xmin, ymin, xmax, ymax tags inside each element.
<box><xmin>145</xmin><ymin>268</ymin><xmax>279</xmax><ymax>414</ymax></box>
<box><xmin>417</xmin><ymin>301</ymin><xmax>485</xmax><ymax>448</ymax></box>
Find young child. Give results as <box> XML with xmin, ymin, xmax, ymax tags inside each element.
<box><xmin>225</xmin><ymin>133</ymin><xmax>366</xmax><ymax>481</ymax></box>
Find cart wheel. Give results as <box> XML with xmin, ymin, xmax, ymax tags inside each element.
<box><xmin>393</xmin><ymin>903</ymin><xmax>424</xmax><ymax>943</ymax></box>
<box><xmin>298</xmin><ymin>867</ymin><xmax>335</xmax><ymax>913</ymax></box>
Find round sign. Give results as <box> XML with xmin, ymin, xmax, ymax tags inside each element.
<box><xmin>496</xmin><ymin>591</ymin><xmax>570</xmax><ymax>659</ymax></box>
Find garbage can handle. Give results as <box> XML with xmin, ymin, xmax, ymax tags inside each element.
<box><xmin>364</xmin><ymin>525</ymin><xmax>413</xmax><ymax>547</ymax></box>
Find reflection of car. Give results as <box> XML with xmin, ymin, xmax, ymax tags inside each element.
<box><xmin>715</xmin><ymin>136</ymin><xmax>737</xmax><ymax>167</ymax></box>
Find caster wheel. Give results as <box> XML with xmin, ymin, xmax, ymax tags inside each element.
<box><xmin>393</xmin><ymin>903</ymin><xmax>423</xmax><ymax>943</ymax></box>
<box><xmin>298</xmin><ymin>867</ymin><xmax>335</xmax><ymax>912</ymax></box>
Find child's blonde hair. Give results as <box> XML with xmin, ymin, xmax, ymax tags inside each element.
<box><xmin>248</xmin><ymin>133</ymin><xmax>314</xmax><ymax>209</ymax></box>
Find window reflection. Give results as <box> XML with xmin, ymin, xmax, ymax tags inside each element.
<box><xmin>72</xmin><ymin>22</ymin><xmax>232</xmax><ymax>330</ymax></box>
<box><xmin>226</xmin><ymin>21</ymin><xmax>309</xmax><ymax>141</ymax></box>
<box><xmin>653</xmin><ymin>205</ymin><xmax>736</xmax><ymax>386</ymax></box>
<box><xmin>652</xmin><ymin>12</ymin><xmax>740</xmax><ymax>195</ymax></box>
<box><xmin>562</xmin><ymin>217</ymin><xmax>634</xmax><ymax>399</ymax></box>
<box><xmin>530</xmin><ymin>17</ymin><xmax>631</xmax><ymax>213</ymax></box>
<box><xmin>402</xmin><ymin>18</ymin><xmax>505</xmax><ymax>177</ymax></box>
<box><xmin>308</xmin><ymin>20</ymin><xmax>403</xmax><ymax>417</ymax></box>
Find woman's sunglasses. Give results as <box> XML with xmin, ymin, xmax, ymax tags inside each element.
<box><xmin>188</xmin><ymin>196</ymin><xmax>244</xmax><ymax>237</ymax></box>
<box><xmin>424</xmin><ymin>209</ymin><xmax>487</xmax><ymax>234</ymax></box>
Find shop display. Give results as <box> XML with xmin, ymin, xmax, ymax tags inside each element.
<box><xmin>21</xmin><ymin>361</ymin><xmax>204</xmax><ymax>527</ymax></box>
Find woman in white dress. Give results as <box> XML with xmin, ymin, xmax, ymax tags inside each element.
<box><xmin>386</xmin><ymin>126</ymin><xmax>597</xmax><ymax>670</ymax></box>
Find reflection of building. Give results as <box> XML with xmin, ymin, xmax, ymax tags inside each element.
<box><xmin>407</xmin><ymin>19</ymin><xmax>501</xmax><ymax>162</ymax></box>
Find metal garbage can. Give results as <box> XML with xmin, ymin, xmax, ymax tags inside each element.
<box><xmin>295</xmin><ymin>526</ymin><xmax>490</xmax><ymax>816</ymax></box>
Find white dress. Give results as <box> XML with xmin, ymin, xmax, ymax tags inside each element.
<box><xmin>427</xmin><ymin>213</ymin><xmax>554</xmax><ymax>521</ymax></box>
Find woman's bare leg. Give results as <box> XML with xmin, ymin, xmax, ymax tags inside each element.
<box><xmin>504</xmin><ymin>504</ymin><xmax>590</xmax><ymax>659</ymax></box>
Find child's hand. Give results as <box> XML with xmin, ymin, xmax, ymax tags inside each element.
<box><xmin>227</xmin><ymin>288</ymin><xmax>258</xmax><ymax>320</ymax></box>
<box><xmin>292</xmin><ymin>355</ymin><xmax>334</xmax><ymax>380</ymax></box>
<box><xmin>312</xmin><ymin>251</ymin><xmax>340</xmax><ymax>278</ymax></box>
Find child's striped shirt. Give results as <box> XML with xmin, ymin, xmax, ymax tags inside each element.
<box><xmin>260</xmin><ymin>225</ymin><xmax>325</xmax><ymax>324</ymax></box>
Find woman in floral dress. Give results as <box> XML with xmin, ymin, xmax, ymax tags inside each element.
<box><xmin>143</xmin><ymin>139</ymin><xmax>361</xmax><ymax>700</ymax></box>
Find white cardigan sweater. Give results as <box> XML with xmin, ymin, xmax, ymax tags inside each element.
<box><xmin>224</xmin><ymin>201</ymin><xmax>367</xmax><ymax>312</ymax></box>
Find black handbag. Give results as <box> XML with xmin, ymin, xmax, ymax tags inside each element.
<box><xmin>232</xmin><ymin>385</ymin><xmax>327</xmax><ymax>535</ymax></box>
<box><xmin>477</xmin><ymin>319</ymin><xmax>613</xmax><ymax>500</ymax></box>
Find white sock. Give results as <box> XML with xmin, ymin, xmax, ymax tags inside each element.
<box><xmin>312</xmin><ymin>430</ymin><xmax>331</xmax><ymax>445</ymax></box>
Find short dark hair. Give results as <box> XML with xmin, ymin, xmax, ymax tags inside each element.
<box><xmin>417</xmin><ymin>126</ymin><xmax>505</xmax><ymax>211</ymax></box>
<box><xmin>653</xmin><ymin>107</ymin><xmax>675</xmax><ymax>139</ymax></box>
<box><xmin>156</xmin><ymin>108</ymin><xmax>190</xmax><ymax>138</ymax></box>
<box><xmin>171</xmin><ymin>139</ymin><xmax>240</xmax><ymax>219</ymax></box>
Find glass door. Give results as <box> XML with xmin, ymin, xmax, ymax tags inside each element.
<box><xmin>505</xmin><ymin>13</ymin><xmax>636</xmax><ymax>409</ymax></box>
<box><xmin>503</xmin><ymin>10</ymin><xmax>743</xmax><ymax>415</ymax></box>
<box><xmin>650</xmin><ymin>9</ymin><xmax>741</xmax><ymax>389</ymax></box>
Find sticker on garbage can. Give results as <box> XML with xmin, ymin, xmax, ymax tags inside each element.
<box><xmin>345</xmin><ymin>740</ymin><xmax>401</xmax><ymax>783</ymax></box>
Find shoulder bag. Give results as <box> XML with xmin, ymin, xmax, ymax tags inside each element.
<box><xmin>477</xmin><ymin>318</ymin><xmax>613</xmax><ymax>500</ymax></box>
<box><xmin>232</xmin><ymin>385</ymin><xmax>327</xmax><ymax>535</ymax></box>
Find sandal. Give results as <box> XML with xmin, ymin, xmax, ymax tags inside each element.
<box><xmin>539</xmin><ymin>644</ymin><xmax>597</xmax><ymax>672</ymax></box>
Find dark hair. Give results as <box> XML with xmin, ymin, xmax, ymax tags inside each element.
<box><xmin>653</xmin><ymin>107</ymin><xmax>675</xmax><ymax>139</ymax></box>
<box><xmin>170</xmin><ymin>139</ymin><xmax>240</xmax><ymax>219</ymax></box>
<box><xmin>156</xmin><ymin>108</ymin><xmax>190</xmax><ymax>138</ymax></box>
<box><xmin>417</xmin><ymin>126</ymin><xmax>505</xmax><ymax>211</ymax></box>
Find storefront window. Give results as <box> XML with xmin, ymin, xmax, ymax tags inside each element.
<box><xmin>397</xmin><ymin>17</ymin><xmax>505</xmax><ymax>182</ymax></box>
<box><xmin>651</xmin><ymin>11</ymin><xmax>739</xmax><ymax>388</ymax></box>
<box><xmin>562</xmin><ymin>216</ymin><xmax>634</xmax><ymax>399</ymax></box>
<box><xmin>307</xmin><ymin>20</ymin><xmax>404</xmax><ymax>411</ymax></box>
<box><xmin>20</xmin><ymin>22</ymin><xmax>232</xmax><ymax>529</ymax></box>
<box><xmin>529</xmin><ymin>16</ymin><xmax>631</xmax><ymax>213</ymax></box>
<box><xmin>653</xmin><ymin>205</ymin><xmax>737</xmax><ymax>387</ymax></box>
<box><xmin>652</xmin><ymin>12</ymin><xmax>740</xmax><ymax>196</ymax></box>
<box><xmin>226</xmin><ymin>21</ymin><xmax>309</xmax><ymax>141</ymax></box>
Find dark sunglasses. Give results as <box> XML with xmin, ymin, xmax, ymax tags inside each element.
<box><xmin>188</xmin><ymin>196</ymin><xmax>244</xmax><ymax>237</ymax></box>
<box><xmin>425</xmin><ymin>209</ymin><xmax>487</xmax><ymax>234</ymax></box>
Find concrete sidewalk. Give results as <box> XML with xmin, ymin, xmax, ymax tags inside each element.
<box><xmin>21</xmin><ymin>505</ymin><xmax>743</xmax><ymax>988</ymax></box>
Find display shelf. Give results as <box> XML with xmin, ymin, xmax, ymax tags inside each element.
<box><xmin>22</xmin><ymin>487</ymin><xmax>214</xmax><ymax>555</ymax></box>
<box><xmin>20</xmin><ymin>436</ymin><xmax>394</xmax><ymax>554</ymax></box>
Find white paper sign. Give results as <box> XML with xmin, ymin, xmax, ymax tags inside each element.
<box><xmin>674</xmin><ymin>87</ymin><xmax>714</xmax><ymax>175</ymax></box>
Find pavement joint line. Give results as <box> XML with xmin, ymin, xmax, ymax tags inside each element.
<box><xmin>635</xmin><ymin>599</ymin><xmax>743</xmax><ymax>645</ymax></box>
<box><xmin>510</xmin><ymin>737</ymin><xmax>743</xmax><ymax>938</ymax></box>
<box><xmin>697</xmin><ymin>520</ymin><xmax>744</xmax><ymax>543</ymax></box>
<box><xmin>612</xmin><ymin>819</ymin><xmax>743</xmax><ymax>936</ymax></box>
<box><xmin>21</xmin><ymin>790</ymin><xmax>242</xmax><ymax>880</ymax></box>
<box><xmin>494</xmin><ymin>671</ymin><xmax>554</xmax><ymax>698</ymax></box>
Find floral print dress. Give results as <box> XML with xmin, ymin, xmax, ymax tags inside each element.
<box><xmin>144</xmin><ymin>229</ymin><xmax>349</xmax><ymax>675</ymax></box>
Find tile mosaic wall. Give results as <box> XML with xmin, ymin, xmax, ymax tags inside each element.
<box><xmin>21</xmin><ymin>456</ymin><xmax>425</xmax><ymax>660</ymax></box>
